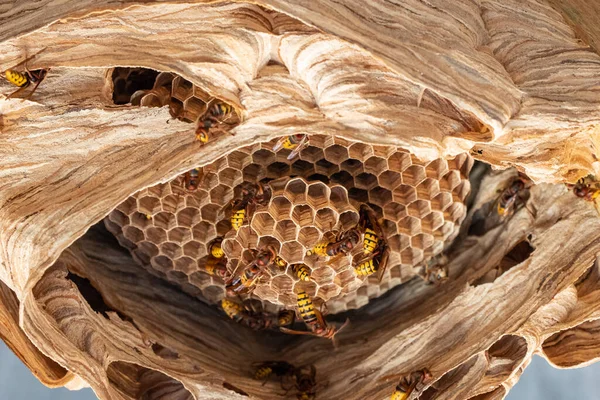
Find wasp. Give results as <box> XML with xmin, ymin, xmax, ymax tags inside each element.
<box><xmin>226</xmin><ymin>246</ymin><xmax>277</xmax><ymax>295</ymax></box>
<box><xmin>225</xmin><ymin>181</ymin><xmax>272</xmax><ymax>231</ymax></box>
<box><xmin>292</xmin><ymin>365</ymin><xmax>317</xmax><ymax>400</ymax></box>
<box><xmin>273</xmin><ymin>256</ymin><xmax>288</xmax><ymax>270</ymax></box>
<box><xmin>306</xmin><ymin>229</ymin><xmax>361</xmax><ymax>261</ymax></box>
<box><xmin>202</xmin><ymin>257</ymin><xmax>228</xmax><ymax>279</ymax></box>
<box><xmin>253</xmin><ymin>361</ymin><xmax>295</xmax><ymax>385</ymax></box>
<box><xmin>357</xmin><ymin>205</ymin><xmax>386</xmax><ymax>255</ymax></box>
<box><xmin>195</xmin><ymin>100</ymin><xmax>236</xmax><ymax>143</ymax></box>
<box><xmin>291</xmin><ymin>264</ymin><xmax>313</xmax><ymax>282</ymax></box>
<box><xmin>418</xmin><ymin>255</ymin><xmax>449</xmax><ymax>285</ymax></box>
<box><xmin>390</xmin><ymin>369</ymin><xmax>431</xmax><ymax>400</ymax></box>
<box><xmin>280</xmin><ymin>291</ymin><xmax>349</xmax><ymax>342</ymax></box>
<box><xmin>209</xmin><ymin>238</ymin><xmax>225</xmax><ymax>259</ymax></box>
<box><xmin>495</xmin><ymin>174</ymin><xmax>531</xmax><ymax>218</ymax></box>
<box><xmin>273</xmin><ymin>134</ymin><xmax>309</xmax><ymax>161</ymax></box>
<box><xmin>221</xmin><ymin>298</ymin><xmax>245</xmax><ymax>323</ymax></box>
<box><xmin>354</xmin><ymin>244</ymin><xmax>390</xmax><ymax>282</ymax></box>
<box><xmin>3</xmin><ymin>53</ymin><xmax>49</xmax><ymax>100</ymax></box>
<box><xmin>183</xmin><ymin>168</ymin><xmax>201</xmax><ymax>191</ymax></box>
<box><xmin>277</xmin><ymin>309</ymin><xmax>295</xmax><ymax>327</ymax></box>
<box><xmin>567</xmin><ymin>175</ymin><xmax>600</xmax><ymax>216</ymax></box>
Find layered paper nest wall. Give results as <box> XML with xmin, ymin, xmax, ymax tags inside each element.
<box><xmin>1</xmin><ymin>1</ymin><xmax>600</xmax><ymax>399</ymax></box>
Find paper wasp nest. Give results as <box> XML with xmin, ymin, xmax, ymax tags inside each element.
<box><xmin>1</xmin><ymin>1</ymin><xmax>600</xmax><ymax>400</ymax></box>
<box><xmin>105</xmin><ymin>131</ymin><xmax>470</xmax><ymax>313</ymax></box>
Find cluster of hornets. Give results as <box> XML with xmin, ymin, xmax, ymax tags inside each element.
<box><xmin>6</xmin><ymin>60</ymin><xmax>600</xmax><ymax>400</ymax></box>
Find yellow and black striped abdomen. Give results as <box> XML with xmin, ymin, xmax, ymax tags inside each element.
<box><xmin>363</xmin><ymin>228</ymin><xmax>379</xmax><ymax>254</ymax></box>
<box><xmin>390</xmin><ymin>388</ymin><xmax>409</xmax><ymax>400</ymax></box>
<box><xmin>221</xmin><ymin>299</ymin><xmax>243</xmax><ymax>320</ymax></box>
<box><xmin>306</xmin><ymin>241</ymin><xmax>328</xmax><ymax>257</ymax></box>
<box><xmin>254</xmin><ymin>367</ymin><xmax>272</xmax><ymax>380</ymax></box>
<box><xmin>355</xmin><ymin>258</ymin><xmax>378</xmax><ymax>277</ymax></box>
<box><xmin>297</xmin><ymin>291</ymin><xmax>317</xmax><ymax>324</ymax></box>
<box><xmin>231</xmin><ymin>209</ymin><xmax>246</xmax><ymax>231</ymax></box>
<box><xmin>5</xmin><ymin>70</ymin><xmax>29</xmax><ymax>87</ymax></box>
<box><xmin>292</xmin><ymin>264</ymin><xmax>311</xmax><ymax>281</ymax></box>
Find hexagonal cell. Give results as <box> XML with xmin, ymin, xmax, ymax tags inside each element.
<box><xmin>292</xmin><ymin>205</ymin><xmax>314</xmax><ymax>226</ymax></box>
<box><xmin>398</xmin><ymin>216</ymin><xmax>422</xmax><ymax>236</ymax></box>
<box><xmin>421</xmin><ymin>211</ymin><xmax>444</xmax><ymax>233</ymax></box>
<box><xmin>430</xmin><ymin>192</ymin><xmax>453</xmax><ymax>211</ymax></box>
<box><xmin>174</xmin><ymin>257</ymin><xmax>196</xmax><ymax>274</ymax></box>
<box><xmin>323</xmin><ymin>144</ymin><xmax>349</xmax><ymax>164</ymax></box>
<box><xmin>192</xmin><ymin>221</ymin><xmax>217</xmax><ymax>243</ymax></box>
<box><xmin>200</xmin><ymin>204</ymin><xmax>221</xmax><ymax>224</ymax></box>
<box><xmin>381</xmin><ymin>218</ymin><xmax>398</xmax><ymax>238</ymax></box>
<box><xmin>453</xmin><ymin>181</ymin><xmax>470</xmax><ymax>202</ymax></box>
<box><xmin>407</xmin><ymin>200</ymin><xmax>431</xmax><ymax>218</ymax></box>
<box><xmin>299</xmin><ymin>146</ymin><xmax>324</xmax><ymax>163</ymax></box>
<box><xmin>280</xmin><ymin>242</ymin><xmax>304</xmax><ymax>264</ymax></box>
<box><xmin>315</xmin><ymin>158</ymin><xmax>338</xmax><ymax>175</ymax></box>
<box><xmin>176</xmin><ymin>207</ymin><xmax>201</xmax><ymax>228</ymax></box>
<box><xmin>440</xmin><ymin>169</ymin><xmax>461</xmax><ymax>191</ymax></box>
<box><xmin>291</xmin><ymin>159</ymin><xmax>314</xmax><ymax>176</ymax></box>
<box><xmin>130</xmin><ymin>212</ymin><xmax>153</xmax><ymax>230</ymax></box>
<box><xmin>108</xmin><ymin>210</ymin><xmax>129</xmax><ymax>227</ymax></box>
<box><xmin>387</xmin><ymin>233</ymin><xmax>410</xmax><ymax>253</ymax></box>
<box><xmin>267</xmin><ymin>162</ymin><xmax>291</xmax><ymax>178</ymax></box>
<box><xmin>151</xmin><ymin>255</ymin><xmax>174</xmax><ymax>274</ymax></box>
<box><xmin>271</xmin><ymin>275</ymin><xmax>294</xmax><ymax>293</ymax></box>
<box><xmin>160</xmin><ymin>194</ymin><xmax>179</xmax><ymax>213</ymax></box>
<box><xmin>338</xmin><ymin>211</ymin><xmax>360</xmax><ymax>231</ymax></box>
<box><xmin>315</xmin><ymin>209</ymin><xmax>338</xmax><ymax>232</ymax></box>
<box><xmin>306</xmin><ymin>183</ymin><xmax>330</xmax><ymax>209</ymax></box>
<box><xmin>416</xmin><ymin>178</ymin><xmax>441</xmax><ymax>200</ymax></box>
<box><xmin>348</xmin><ymin>142</ymin><xmax>373</xmax><ymax>161</ymax></box>
<box><xmin>234</xmin><ymin>226</ymin><xmax>259</xmax><ymax>250</ymax></box>
<box><xmin>218</xmin><ymin>167</ymin><xmax>243</xmax><ymax>188</ymax></box>
<box><xmin>274</xmin><ymin>220</ymin><xmax>297</xmax><ymax>243</ymax></box>
<box><xmin>242</xmin><ymin>164</ymin><xmax>263</xmax><ymax>182</ymax></box>
<box><xmin>330</xmin><ymin>170</ymin><xmax>354</xmax><ymax>188</ymax></box>
<box><xmin>171</xmin><ymin>76</ymin><xmax>193</xmax><ymax>101</ymax></box>
<box><xmin>269</xmin><ymin>196</ymin><xmax>292</xmax><ymax>220</ymax></box>
<box><xmin>364</xmin><ymin>156</ymin><xmax>388</xmax><ymax>176</ymax></box>
<box><xmin>251</xmin><ymin>212</ymin><xmax>276</xmax><ymax>236</ymax></box>
<box><xmin>306</xmin><ymin>173</ymin><xmax>330</xmax><ymax>184</ymax></box>
<box><xmin>392</xmin><ymin>185</ymin><xmax>418</xmax><ymax>204</ymax></box>
<box><xmin>183</xmin><ymin>96</ymin><xmax>207</xmax><ymax>120</ymax></box>
<box><xmin>400</xmin><ymin>247</ymin><xmax>424</xmax><ymax>266</ymax></box>
<box><xmin>410</xmin><ymin>233</ymin><xmax>434</xmax><ymax>250</ymax></box>
<box><xmin>252</xmin><ymin>149</ymin><xmax>277</xmax><ymax>166</ymax></box>
<box><xmin>425</xmin><ymin>158</ymin><xmax>449</xmax><ymax>180</ymax></box>
<box><xmin>285</xmin><ymin>179</ymin><xmax>307</xmax><ymax>203</ymax></box>
<box><xmin>116</xmin><ymin>196</ymin><xmax>137</xmax><ymax>215</ymax></box>
<box><xmin>122</xmin><ymin>225</ymin><xmax>145</xmax><ymax>244</ymax></box>
<box><xmin>210</xmin><ymin>184</ymin><xmax>232</xmax><ymax>207</ymax></box>
<box><xmin>340</xmin><ymin>158</ymin><xmax>363</xmax><ymax>175</ymax></box>
<box><xmin>216</xmin><ymin>219</ymin><xmax>231</xmax><ymax>236</ymax></box>
<box><xmin>348</xmin><ymin>188</ymin><xmax>369</xmax><ymax>203</ymax></box>
<box><xmin>403</xmin><ymin>164</ymin><xmax>426</xmax><ymax>186</ymax></box>
<box><xmin>143</xmin><ymin>226</ymin><xmax>166</xmax><ymax>243</ymax></box>
<box><xmin>168</xmin><ymin>227</ymin><xmax>192</xmax><ymax>243</ymax></box>
<box><xmin>387</xmin><ymin>152</ymin><xmax>412</xmax><ymax>172</ymax></box>
<box><xmin>138</xmin><ymin>241</ymin><xmax>160</xmax><ymax>258</ymax></box>
<box><xmin>445</xmin><ymin>202</ymin><xmax>466</xmax><ymax>223</ymax></box>
<box><xmin>183</xmin><ymin>240</ymin><xmax>204</xmax><ymax>258</ymax></box>
<box><xmin>137</xmin><ymin>196</ymin><xmax>161</xmax><ymax>216</ymax></box>
<box><xmin>298</xmin><ymin>227</ymin><xmax>320</xmax><ymax>248</ymax></box>
<box><xmin>355</xmin><ymin>172</ymin><xmax>378</xmax><ymax>190</ymax></box>
<box><xmin>189</xmin><ymin>271</ymin><xmax>212</xmax><ymax>288</ymax></box>
<box><xmin>160</xmin><ymin>242</ymin><xmax>183</xmax><ymax>259</ymax></box>
<box><xmin>227</xmin><ymin>151</ymin><xmax>252</xmax><ymax>170</ymax></box>
<box><xmin>368</xmin><ymin>187</ymin><xmax>393</xmax><ymax>208</ymax></box>
<box><xmin>378</xmin><ymin>170</ymin><xmax>402</xmax><ymax>190</ymax></box>
<box><xmin>383</xmin><ymin>202</ymin><xmax>407</xmax><ymax>222</ymax></box>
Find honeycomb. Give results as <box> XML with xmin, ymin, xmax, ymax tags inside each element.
<box><xmin>110</xmin><ymin>67</ymin><xmax>239</xmax><ymax>126</ymax></box>
<box><xmin>105</xmin><ymin>132</ymin><xmax>471</xmax><ymax>313</ymax></box>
